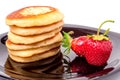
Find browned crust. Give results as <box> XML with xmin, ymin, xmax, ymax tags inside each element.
<box><xmin>6</xmin><ymin>6</ymin><xmax>56</xmax><ymax>19</ymax></box>
<box><xmin>6</xmin><ymin>6</ymin><xmax>64</xmax><ymax>27</ymax></box>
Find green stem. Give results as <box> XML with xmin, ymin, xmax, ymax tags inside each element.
<box><xmin>103</xmin><ymin>28</ymin><xmax>110</xmax><ymax>36</ymax></box>
<box><xmin>97</xmin><ymin>20</ymin><xmax>115</xmax><ymax>35</ymax></box>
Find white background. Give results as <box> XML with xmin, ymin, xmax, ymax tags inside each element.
<box><xmin>0</xmin><ymin>0</ymin><xmax>120</xmax><ymax>80</ymax></box>
<box><xmin>0</xmin><ymin>0</ymin><xmax>120</xmax><ymax>34</ymax></box>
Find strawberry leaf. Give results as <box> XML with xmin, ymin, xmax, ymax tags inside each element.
<box><xmin>62</xmin><ymin>31</ymin><xmax>73</xmax><ymax>55</ymax></box>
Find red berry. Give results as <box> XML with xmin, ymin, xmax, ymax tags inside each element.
<box><xmin>84</xmin><ymin>38</ymin><xmax>112</xmax><ymax>66</ymax></box>
<box><xmin>71</xmin><ymin>36</ymin><xmax>88</xmax><ymax>56</ymax></box>
<box><xmin>70</xmin><ymin>20</ymin><xmax>114</xmax><ymax>66</ymax></box>
<box><xmin>71</xmin><ymin>36</ymin><xmax>112</xmax><ymax>66</ymax></box>
<box><xmin>62</xmin><ymin>20</ymin><xmax>114</xmax><ymax>66</ymax></box>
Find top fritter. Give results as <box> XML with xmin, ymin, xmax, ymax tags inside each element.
<box><xmin>6</xmin><ymin>6</ymin><xmax>64</xmax><ymax>27</ymax></box>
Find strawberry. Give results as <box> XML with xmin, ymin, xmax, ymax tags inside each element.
<box><xmin>71</xmin><ymin>36</ymin><xmax>88</xmax><ymax>56</ymax></box>
<box><xmin>84</xmin><ymin>37</ymin><xmax>112</xmax><ymax>66</ymax></box>
<box><xmin>62</xmin><ymin>20</ymin><xmax>114</xmax><ymax>66</ymax></box>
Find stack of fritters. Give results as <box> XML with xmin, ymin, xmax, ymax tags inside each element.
<box><xmin>5</xmin><ymin>6</ymin><xmax>64</xmax><ymax>63</ymax></box>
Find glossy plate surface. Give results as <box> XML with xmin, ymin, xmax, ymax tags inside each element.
<box><xmin>0</xmin><ymin>24</ymin><xmax>120</xmax><ymax>80</ymax></box>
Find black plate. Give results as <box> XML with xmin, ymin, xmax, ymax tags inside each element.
<box><xmin>0</xmin><ymin>24</ymin><xmax>120</xmax><ymax>80</ymax></box>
